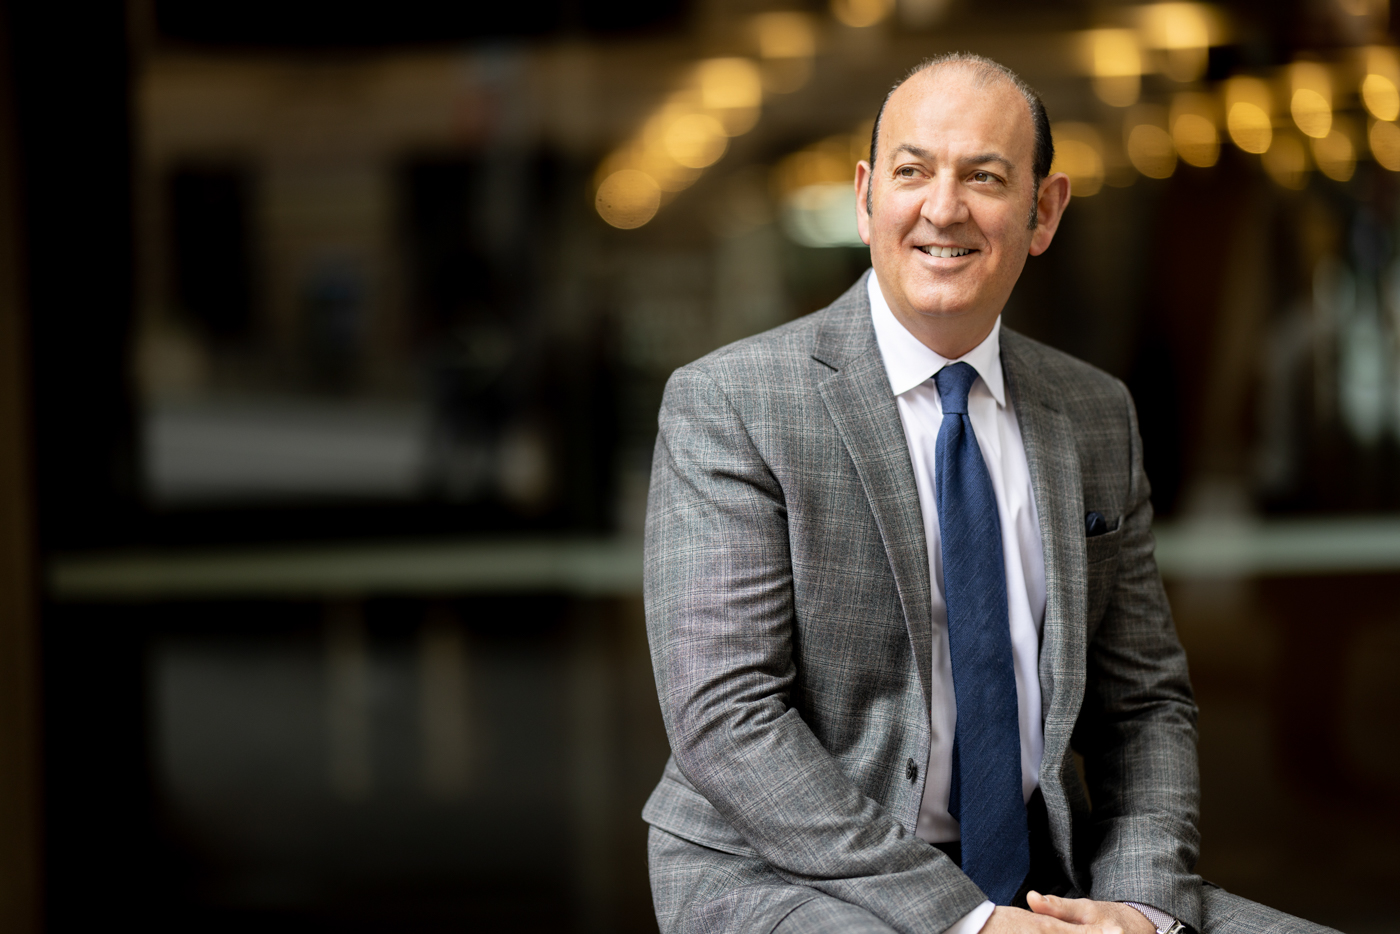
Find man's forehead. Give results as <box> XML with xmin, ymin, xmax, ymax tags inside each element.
<box><xmin>881</xmin><ymin>64</ymin><xmax>1033</xmax><ymax>156</ymax></box>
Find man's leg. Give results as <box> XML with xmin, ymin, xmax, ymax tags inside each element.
<box><xmin>649</xmin><ymin>825</ymin><xmax>833</xmax><ymax>934</ymax></box>
<box><xmin>1200</xmin><ymin>882</ymin><xmax>1342</xmax><ymax>934</ymax></box>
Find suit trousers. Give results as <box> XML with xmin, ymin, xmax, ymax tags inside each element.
<box><xmin>648</xmin><ymin>825</ymin><xmax>1342</xmax><ymax>934</ymax></box>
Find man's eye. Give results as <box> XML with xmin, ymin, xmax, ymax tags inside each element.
<box><xmin>972</xmin><ymin>171</ymin><xmax>992</xmax><ymax>182</ymax></box>
<box><xmin>897</xmin><ymin>166</ymin><xmax>918</xmax><ymax>177</ymax></box>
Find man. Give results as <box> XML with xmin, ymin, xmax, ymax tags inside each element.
<box><xmin>642</xmin><ymin>54</ymin><xmax>1332</xmax><ymax>934</ymax></box>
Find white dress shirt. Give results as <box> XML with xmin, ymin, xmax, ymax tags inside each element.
<box><xmin>868</xmin><ymin>273</ymin><xmax>1048</xmax><ymax>934</ymax></box>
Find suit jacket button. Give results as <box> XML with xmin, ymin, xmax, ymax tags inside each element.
<box><xmin>906</xmin><ymin>758</ymin><xmax>918</xmax><ymax>782</ymax></box>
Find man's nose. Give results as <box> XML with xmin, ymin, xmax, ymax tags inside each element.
<box><xmin>921</xmin><ymin>174</ymin><xmax>969</xmax><ymax>228</ymax></box>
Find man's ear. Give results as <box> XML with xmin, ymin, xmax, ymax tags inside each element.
<box><xmin>854</xmin><ymin>160</ymin><xmax>873</xmax><ymax>246</ymax></box>
<box><xmin>1028</xmin><ymin>172</ymin><xmax>1071</xmax><ymax>256</ymax></box>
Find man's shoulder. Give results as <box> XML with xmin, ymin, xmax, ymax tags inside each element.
<box><xmin>1001</xmin><ymin>327</ymin><xmax>1132</xmax><ymax>415</ymax></box>
<box><xmin>673</xmin><ymin>276</ymin><xmax>869</xmax><ymax>388</ymax></box>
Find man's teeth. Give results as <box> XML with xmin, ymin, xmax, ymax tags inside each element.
<box><xmin>922</xmin><ymin>246</ymin><xmax>972</xmax><ymax>258</ymax></box>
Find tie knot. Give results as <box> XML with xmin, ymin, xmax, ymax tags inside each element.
<box><xmin>934</xmin><ymin>361</ymin><xmax>978</xmax><ymax>415</ymax></box>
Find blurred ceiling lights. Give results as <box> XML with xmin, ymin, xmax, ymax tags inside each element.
<box><xmin>1050</xmin><ymin>123</ymin><xmax>1107</xmax><ymax>196</ymax></box>
<box><xmin>1030</xmin><ymin>6</ymin><xmax>1400</xmax><ymax>198</ymax></box>
<box><xmin>1263</xmin><ymin>133</ymin><xmax>1309</xmax><ymax>190</ymax></box>
<box><xmin>1291</xmin><ymin>62</ymin><xmax>1333</xmax><ymax>139</ymax></box>
<box><xmin>594</xmin><ymin>14</ymin><xmax>817</xmax><ymax>229</ymax></box>
<box><xmin>601</xmin><ymin>0</ymin><xmax>1400</xmax><ymax>238</ymax></box>
<box><xmin>1369</xmin><ymin>119</ymin><xmax>1400</xmax><ymax>170</ymax></box>
<box><xmin>1224</xmin><ymin>76</ymin><xmax>1272</xmax><ymax>154</ymax></box>
<box><xmin>830</xmin><ymin>0</ymin><xmax>894</xmax><ymax>29</ymax></box>
<box><xmin>1085</xmin><ymin>29</ymin><xmax>1144</xmax><ymax>107</ymax></box>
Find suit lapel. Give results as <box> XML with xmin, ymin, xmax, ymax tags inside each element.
<box><xmin>1001</xmin><ymin>331</ymin><xmax>1087</xmax><ymax>884</ymax></box>
<box><xmin>813</xmin><ymin>281</ymin><xmax>936</xmax><ymax>713</ymax></box>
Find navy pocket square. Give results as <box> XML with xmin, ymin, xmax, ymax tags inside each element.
<box><xmin>1085</xmin><ymin>511</ymin><xmax>1111</xmax><ymax>537</ymax></box>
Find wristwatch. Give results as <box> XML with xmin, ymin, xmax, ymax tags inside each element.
<box><xmin>1125</xmin><ymin>901</ymin><xmax>1186</xmax><ymax>934</ymax></box>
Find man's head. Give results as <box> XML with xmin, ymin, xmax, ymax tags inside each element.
<box><xmin>855</xmin><ymin>54</ymin><xmax>1071</xmax><ymax>358</ymax></box>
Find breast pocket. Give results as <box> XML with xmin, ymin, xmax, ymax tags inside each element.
<box><xmin>1084</xmin><ymin>523</ymin><xmax>1123</xmax><ymax>629</ymax></box>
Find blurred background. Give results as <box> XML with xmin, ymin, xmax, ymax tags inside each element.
<box><xmin>0</xmin><ymin>0</ymin><xmax>1396</xmax><ymax>931</ymax></box>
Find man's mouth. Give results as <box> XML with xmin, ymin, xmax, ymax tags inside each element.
<box><xmin>919</xmin><ymin>245</ymin><xmax>975</xmax><ymax>258</ymax></box>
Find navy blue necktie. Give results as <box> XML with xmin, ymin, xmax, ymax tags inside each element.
<box><xmin>933</xmin><ymin>361</ymin><xmax>1028</xmax><ymax>905</ymax></box>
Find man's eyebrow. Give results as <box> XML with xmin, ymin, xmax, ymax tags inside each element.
<box><xmin>889</xmin><ymin>145</ymin><xmax>1017</xmax><ymax>174</ymax></box>
<box><xmin>962</xmin><ymin>153</ymin><xmax>1016</xmax><ymax>173</ymax></box>
<box><xmin>892</xmin><ymin>143</ymin><xmax>936</xmax><ymax>160</ymax></box>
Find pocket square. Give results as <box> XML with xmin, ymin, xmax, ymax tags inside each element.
<box><xmin>1085</xmin><ymin>511</ymin><xmax>1111</xmax><ymax>536</ymax></box>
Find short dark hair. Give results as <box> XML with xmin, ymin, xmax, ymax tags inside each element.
<box><xmin>864</xmin><ymin>52</ymin><xmax>1054</xmax><ymax>229</ymax></box>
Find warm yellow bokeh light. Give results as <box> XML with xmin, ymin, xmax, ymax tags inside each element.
<box><xmin>595</xmin><ymin>170</ymin><xmax>661</xmax><ymax>229</ymax></box>
<box><xmin>1291</xmin><ymin>89</ymin><xmax>1332</xmax><ymax>139</ymax></box>
<box><xmin>1313</xmin><ymin>129</ymin><xmax>1356</xmax><ymax>182</ymax></box>
<box><xmin>1369</xmin><ymin>119</ymin><xmax>1400</xmax><ymax>170</ymax></box>
<box><xmin>1139</xmin><ymin>3</ymin><xmax>1212</xmax><ymax>49</ymax></box>
<box><xmin>1362</xmin><ymin>73</ymin><xmax>1400</xmax><ymax>122</ymax></box>
<box><xmin>773</xmin><ymin>139</ymin><xmax>858</xmax><ymax>200</ymax></box>
<box><xmin>694</xmin><ymin>59</ymin><xmax>762</xmax><ymax>136</ymax></box>
<box><xmin>1289</xmin><ymin>62</ymin><xmax>1332</xmax><ymax>139</ymax></box>
<box><xmin>1263</xmin><ymin>133</ymin><xmax>1308</xmax><ymax>189</ymax></box>
<box><xmin>697</xmin><ymin>58</ymin><xmax>762</xmax><ymax>112</ymax></box>
<box><xmin>831</xmin><ymin>0</ymin><xmax>893</xmax><ymax>28</ymax></box>
<box><xmin>1227</xmin><ymin>102</ymin><xmax>1273</xmax><ymax>153</ymax></box>
<box><xmin>753</xmin><ymin>12</ymin><xmax>816</xmax><ymax>59</ymax></box>
<box><xmin>1172</xmin><ymin>113</ymin><xmax>1219</xmax><ymax>167</ymax></box>
<box><xmin>1093</xmin><ymin>75</ymin><xmax>1141</xmax><ymax>108</ymax></box>
<box><xmin>1051</xmin><ymin>138</ymin><xmax>1106</xmax><ymax>197</ymax></box>
<box><xmin>1224</xmin><ymin>75</ymin><xmax>1271</xmax><ymax>111</ymax></box>
<box><xmin>1086</xmin><ymin>29</ymin><xmax>1142</xmax><ymax>76</ymax></box>
<box><xmin>1082</xmin><ymin>29</ymin><xmax>1141</xmax><ymax>106</ymax></box>
<box><xmin>663</xmin><ymin>113</ymin><xmax>728</xmax><ymax>168</ymax></box>
<box><xmin>1137</xmin><ymin>3</ymin><xmax>1213</xmax><ymax>82</ymax></box>
<box><xmin>1126</xmin><ymin>123</ymin><xmax>1177</xmax><ymax>178</ymax></box>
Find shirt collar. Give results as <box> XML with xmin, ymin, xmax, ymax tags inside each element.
<box><xmin>867</xmin><ymin>271</ymin><xmax>1006</xmax><ymax>407</ymax></box>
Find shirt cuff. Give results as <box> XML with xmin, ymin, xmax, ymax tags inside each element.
<box><xmin>944</xmin><ymin>900</ymin><xmax>995</xmax><ymax>934</ymax></box>
<box><xmin>1123</xmin><ymin>901</ymin><xmax>1179</xmax><ymax>933</ymax></box>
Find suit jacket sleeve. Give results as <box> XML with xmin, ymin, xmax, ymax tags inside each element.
<box><xmin>1073</xmin><ymin>381</ymin><xmax>1202</xmax><ymax>927</ymax></box>
<box><xmin>645</xmin><ymin>364</ymin><xmax>986</xmax><ymax>934</ymax></box>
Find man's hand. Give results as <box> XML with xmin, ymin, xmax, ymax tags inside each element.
<box><xmin>1023</xmin><ymin>892</ymin><xmax>1156</xmax><ymax>934</ymax></box>
<box><xmin>980</xmin><ymin>905</ymin><xmax>1120</xmax><ymax>934</ymax></box>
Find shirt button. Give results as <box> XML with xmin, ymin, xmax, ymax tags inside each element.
<box><xmin>906</xmin><ymin>758</ymin><xmax>918</xmax><ymax>782</ymax></box>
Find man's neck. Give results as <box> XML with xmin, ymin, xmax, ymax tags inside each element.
<box><xmin>879</xmin><ymin>296</ymin><xmax>1000</xmax><ymax>361</ymax></box>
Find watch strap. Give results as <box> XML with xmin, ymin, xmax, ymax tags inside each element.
<box><xmin>1125</xmin><ymin>901</ymin><xmax>1185</xmax><ymax>934</ymax></box>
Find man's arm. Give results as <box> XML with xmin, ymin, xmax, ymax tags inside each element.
<box><xmin>645</xmin><ymin>364</ymin><xmax>986</xmax><ymax>934</ymax></box>
<box><xmin>1071</xmin><ymin>383</ymin><xmax>1202</xmax><ymax>929</ymax></box>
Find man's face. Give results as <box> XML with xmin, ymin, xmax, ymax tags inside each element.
<box><xmin>855</xmin><ymin>66</ymin><xmax>1064</xmax><ymax>348</ymax></box>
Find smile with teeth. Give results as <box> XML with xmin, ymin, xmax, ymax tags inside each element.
<box><xmin>920</xmin><ymin>245</ymin><xmax>974</xmax><ymax>258</ymax></box>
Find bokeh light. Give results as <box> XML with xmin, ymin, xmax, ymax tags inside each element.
<box><xmin>1312</xmin><ymin>127</ymin><xmax>1356</xmax><ymax>182</ymax></box>
<box><xmin>1224</xmin><ymin>76</ymin><xmax>1273</xmax><ymax>153</ymax></box>
<box><xmin>1262</xmin><ymin>132</ymin><xmax>1309</xmax><ymax>189</ymax></box>
<box><xmin>1227</xmin><ymin>103</ymin><xmax>1272</xmax><ymax>153</ymax></box>
<box><xmin>1368</xmin><ymin>118</ymin><xmax>1400</xmax><ymax>170</ymax></box>
<box><xmin>595</xmin><ymin>169</ymin><xmax>661</xmax><ymax>229</ymax></box>
<box><xmin>1171</xmin><ymin>94</ymin><xmax>1220</xmax><ymax>167</ymax></box>
<box><xmin>1126</xmin><ymin>121</ymin><xmax>1177</xmax><ymax>179</ymax></box>
<box><xmin>1137</xmin><ymin>2</ymin><xmax>1215</xmax><ymax>83</ymax></box>
<box><xmin>663</xmin><ymin>113</ymin><xmax>728</xmax><ymax>168</ymax></box>
<box><xmin>752</xmin><ymin>12</ymin><xmax>816</xmax><ymax>94</ymax></box>
<box><xmin>1050</xmin><ymin>123</ymin><xmax>1106</xmax><ymax>196</ymax></box>
<box><xmin>1361</xmin><ymin>74</ymin><xmax>1400</xmax><ymax>122</ymax></box>
<box><xmin>1290</xmin><ymin>63</ymin><xmax>1333</xmax><ymax>139</ymax></box>
<box><xmin>1084</xmin><ymin>29</ymin><xmax>1142</xmax><ymax>108</ymax></box>
<box><xmin>830</xmin><ymin>0</ymin><xmax>893</xmax><ymax>28</ymax></box>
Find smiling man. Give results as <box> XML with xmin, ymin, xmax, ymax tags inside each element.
<box><xmin>642</xmin><ymin>54</ymin><xmax>1334</xmax><ymax>934</ymax></box>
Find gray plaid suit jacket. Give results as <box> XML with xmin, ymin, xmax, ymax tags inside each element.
<box><xmin>642</xmin><ymin>272</ymin><xmax>1202</xmax><ymax>934</ymax></box>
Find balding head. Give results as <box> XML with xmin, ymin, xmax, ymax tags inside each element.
<box><xmin>867</xmin><ymin>54</ymin><xmax>1053</xmax><ymax>228</ymax></box>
